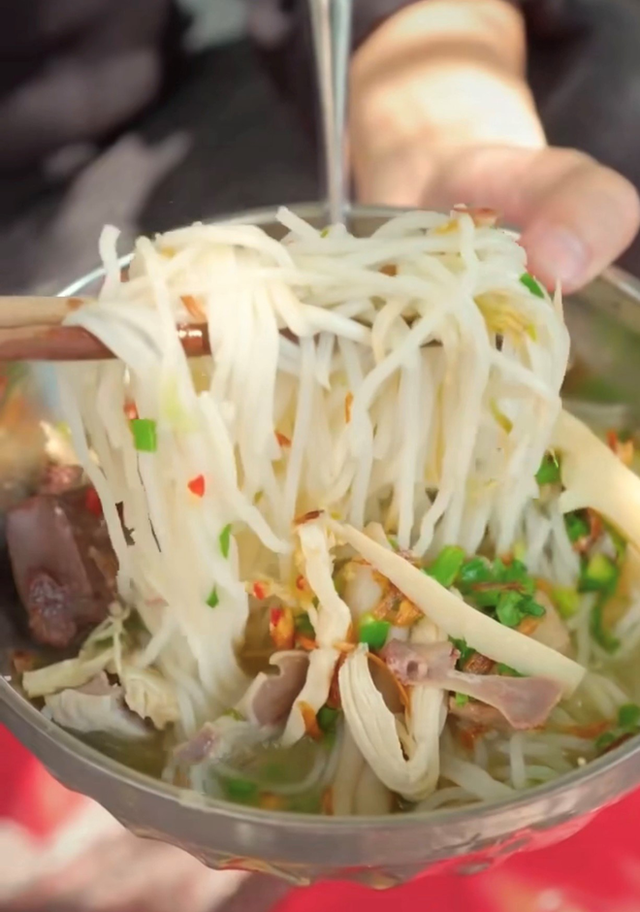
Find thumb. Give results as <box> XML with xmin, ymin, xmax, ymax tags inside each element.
<box><xmin>422</xmin><ymin>145</ymin><xmax>640</xmax><ymax>292</ymax></box>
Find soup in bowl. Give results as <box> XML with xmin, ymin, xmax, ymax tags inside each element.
<box><xmin>2</xmin><ymin>204</ymin><xmax>640</xmax><ymax>886</ymax></box>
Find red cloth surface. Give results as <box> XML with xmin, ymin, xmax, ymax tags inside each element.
<box><xmin>2</xmin><ymin>723</ymin><xmax>639</xmax><ymax>912</ymax></box>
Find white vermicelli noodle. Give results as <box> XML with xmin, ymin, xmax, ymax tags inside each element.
<box><xmin>44</xmin><ymin>207</ymin><xmax>640</xmax><ymax>813</ymax></box>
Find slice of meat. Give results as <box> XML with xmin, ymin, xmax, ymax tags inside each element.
<box><xmin>6</xmin><ymin>487</ymin><xmax>118</xmax><ymax>649</ymax></box>
<box><xmin>240</xmin><ymin>651</ymin><xmax>310</xmax><ymax>727</ymax></box>
<box><xmin>382</xmin><ymin>639</ymin><xmax>458</xmax><ymax>684</ymax></box>
<box><xmin>448</xmin><ymin>699</ymin><xmax>510</xmax><ymax>730</ymax></box>
<box><xmin>383</xmin><ymin>638</ymin><xmax>564</xmax><ymax>730</ymax></box>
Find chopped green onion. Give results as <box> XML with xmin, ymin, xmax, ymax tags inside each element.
<box><xmin>457</xmin><ymin>557</ymin><xmax>492</xmax><ymax>587</ymax></box>
<box><xmin>423</xmin><ymin>545</ymin><xmax>466</xmax><ymax>588</ymax></box>
<box><xmin>590</xmin><ymin>597</ymin><xmax>620</xmax><ymax>653</ymax></box>
<box><xmin>496</xmin><ymin>590</ymin><xmax>525</xmax><ymax>627</ymax></box>
<box><xmin>520</xmin><ymin>272</ymin><xmax>545</xmax><ymax>298</ymax></box>
<box><xmin>496</xmin><ymin>663</ymin><xmax>524</xmax><ymax>677</ymax></box>
<box><xmin>130</xmin><ymin>418</ymin><xmax>157</xmax><ymax>452</ymax></box>
<box><xmin>501</xmin><ymin>560</ymin><xmax>535</xmax><ymax>594</ymax></box>
<box><xmin>552</xmin><ymin>586</ymin><xmax>580</xmax><ymax>619</ymax></box>
<box><xmin>565</xmin><ymin>511</ymin><xmax>590</xmax><ymax>544</ymax></box>
<box><xmin>320</xmin><ymin>227</ymin><xmax>330</xmax><ymax>238</ymax></box>
<box><xmin>206</xmin><ymin>587</ymin><xmax>220</xmax><ymax>609</ymax></box>
<box><xmin>224</xmin><ymin>778</ymin><xmax>259</xmax><ymax>802</ymax></box>
<box><xmin>387</xmin><ymin>535</ymin><xmax>399</xmax><ymax>551</ymax></box>
<box><xmin>495</xmin><ymin>591</ymin><xmax>545</xmax><ymax>628</ymax></box>
<box><xmin>358</xmin><ymin>613</ymin><xmax>391</xmax><ymax>650</ymax></box>
<box><xmin>519</xmin><ymin>596</ymin><xmax>546</xmax><ymax>618</ymax></box>
<box><xmin>317</xmin><ymin>705</ymin><xmax>340</xmax><ymax>733</ymax></box>
<box><xmin>580</xmin><ymin>553</ymin><xmax>619</xmax><ymax>594</ymax></box>
<box><xmin>294</xmin><ymin>613</ymin><xmax>316</xmax><ymax>637</ymax></box>
<box><xmin>595</xmin><ymin>731</ymin><xmax>618</xmax><ymax>752</ymax></box>
<box><xmin>535</xmin><ymin>451</ymin><xmax>561</xmax><ymax>486</ymax></box>
<box><xmin>618</xmin><ymin>703</ymin><xmax>640</xmax><ymax>729</ymax></box>
<box><xmin>454</xmin><ymin>692</ymin><xmax>469</xmax><ymax>706</ymax></box>
<box><xmin>219</xmin><ymin>523</ymin><xmax>232</xmax><ymax>559</ymax></box>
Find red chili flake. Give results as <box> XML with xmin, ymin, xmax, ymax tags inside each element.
<box><xmin>124</xmin><ymin>401</ymin><xmax>139</xmax><ymax>421</ymax></box>
<box><xmin>344</xmin><ymin>392</ymin><xmax>353</xmax><ymax>424</ymax></box>
<box><xmin>275</xmin><ymin>431</ymin><xmax>291</xmax><ymax>448</ymax></box>
<box><xmin>252</xmin><ymin>582</ymin><xmax>268</xmax><ymax>600</ymax></box>
<box><xmin>187</xmin><ymin>475</ymin><xmax>206</xmax><ymax>498</ymax></box>
<box><xmin>85</xmin><ymin>487</ymin><xmax>103</xmax><ymax>517</ymax></box>
<box><xmin>270</xmin><ymin>607</ymin><xmax>284</xmax><ymax>627</ymax></box>
<box><xmin>295</xmin><ymin>574</ymin><xmax>307</xmax><ymax>592</ymax></box>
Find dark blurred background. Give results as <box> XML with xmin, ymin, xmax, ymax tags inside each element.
<box><xmin>0</xmin><ymin>0</ymin><xmax>318</xmax><ymax>296</ymax></box>
<box><xmin>2</xmin><ymin>0</ymin><xmax>640</xmax><ymax>295</ymax></box>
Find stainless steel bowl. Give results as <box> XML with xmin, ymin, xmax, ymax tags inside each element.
<box><xmin>2</xmin><ymin>203</ymin><xmax>640</xmax><ymax>888</ymax></box>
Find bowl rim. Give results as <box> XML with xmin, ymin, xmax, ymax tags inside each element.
<box><xmin>3</xmin><ymin>201</ymin><xmax>640</xmax><ymax>846</ymax></box>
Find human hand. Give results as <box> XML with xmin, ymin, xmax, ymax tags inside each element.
<box><xmin>350</xmin><ymin>0</ymin><xmax>640</xmax><ymax>292</ymax></box>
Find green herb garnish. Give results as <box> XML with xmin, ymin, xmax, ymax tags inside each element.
<box><xmin>580</xmin><ymin>553</ymin><xmax>619</xmax><ymax>594</ymax></box>
<box><xmin>552</xmin><ymin>586</ymin><xmax>580</xmax><ymax>619</ymax></box>
<box><xmin>535</xmin><ymin>451</ymin><xmax>561</xmax><ymax>486</ymax></box>
<box><xmin>565</xmin><ymin>511</ymin><xmax>590</xmax><ymax>544</ymax></box>
<box><xmin>590</xmin><ymin>597</ymin><xmax>620</xmax><ymax>653</ymax></box>
<box><xmin>224</xmin><ymin>778</ymin><xmax>259</xmax><ymax>802</ymax></box>
<box><xmin>317</xmin><ymin>705</ymin><xmax>340</xmax><ymax>734</ymax></box>
<box><xmin>520</xmin><ymin>272</ymin><xmax>545</xmax><ymax>298</ymax></box>
<box><xmin>206</xmin><ymin>587</ymin><xmax>220</xmax><ymax>609</ymax></box>
<box><xmin>454</xmin><ymin>693</ymin><xmax>469</xmax><ymax>706</ymax></box>
<box><xmin>358</xmin><ymin>613</ymin><xmax>391</xmax><ymax>651</ymax></box>
<box><xmin>594</xmin><ymin>703</ymin><xmax>640</xmax><ymax>753</ymax></box>
<box><xmin>130</xmin><ymin>418</ymin><xmax>157</xmax><ymax>452</ymax></box>
<box><xmin>495</xmin><ymin>590</ymin><xmax>524</xmax><ymax>627</ymax></box>
<box><xmin>423</xmin><ymin>545</ymin><xmax>466</xmax><ymax>588</ymax></box>
<box><xmin>618</xmin><ymin>704</ymin><xmax>640</xmax><ymax>729</ymax></box>
<box><xmin>219</xmin><ymin>524</ymin><xmax>232</xmax><ymax>559</ymax></box>
<box><xmin>595</xmin><ymin>731</ymin><xmax>618</xmax><ymax>752</ymax></box>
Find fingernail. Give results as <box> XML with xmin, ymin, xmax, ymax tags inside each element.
<box><xmin>524</xmin><ymin>226</ymin><xmax>589</xmax><ymax>288</ymax></box>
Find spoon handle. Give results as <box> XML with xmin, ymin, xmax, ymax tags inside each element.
<box><xmin>309</xmin><ymin>0</ymin><xmax>353</xmax><ymax>227</ymax></box>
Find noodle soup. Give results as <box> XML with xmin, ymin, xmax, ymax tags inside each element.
<box><xmin>9</xmin><ymin>208</ymin><xmax>640</xmax><ymax>817</ymax></box>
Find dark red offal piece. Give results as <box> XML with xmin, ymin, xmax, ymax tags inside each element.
<box><xmin>6</xmin><ymin>486</ymin><xmax>117</xmax><ymax>649</ymax></box>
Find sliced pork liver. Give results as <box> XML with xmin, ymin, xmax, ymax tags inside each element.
<box><xmin>6</xmin><ymin>487</ymin><xmax>117</xmax><ymax>649</ymax></box>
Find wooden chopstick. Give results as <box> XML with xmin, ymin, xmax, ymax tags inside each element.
<box><xmin>0</xmin><ymin>296</ymin><xmax>211</xmax><ymax>362</ymax></box>
<box><xmin>0</xmin><ymin>296</ymin><xmax>90</xmax><ymax>329</ymax></box>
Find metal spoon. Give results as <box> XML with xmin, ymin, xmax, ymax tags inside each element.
<box><xmin>309</xmin><ymin>0</ymin><xmax>353</xmax><ymax>227</ymax></box>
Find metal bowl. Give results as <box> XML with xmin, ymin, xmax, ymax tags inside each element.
<box><xmin>2</xmin><ymin>203</ymin><xmax>640</xmax><ymax>888</ymax></box>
